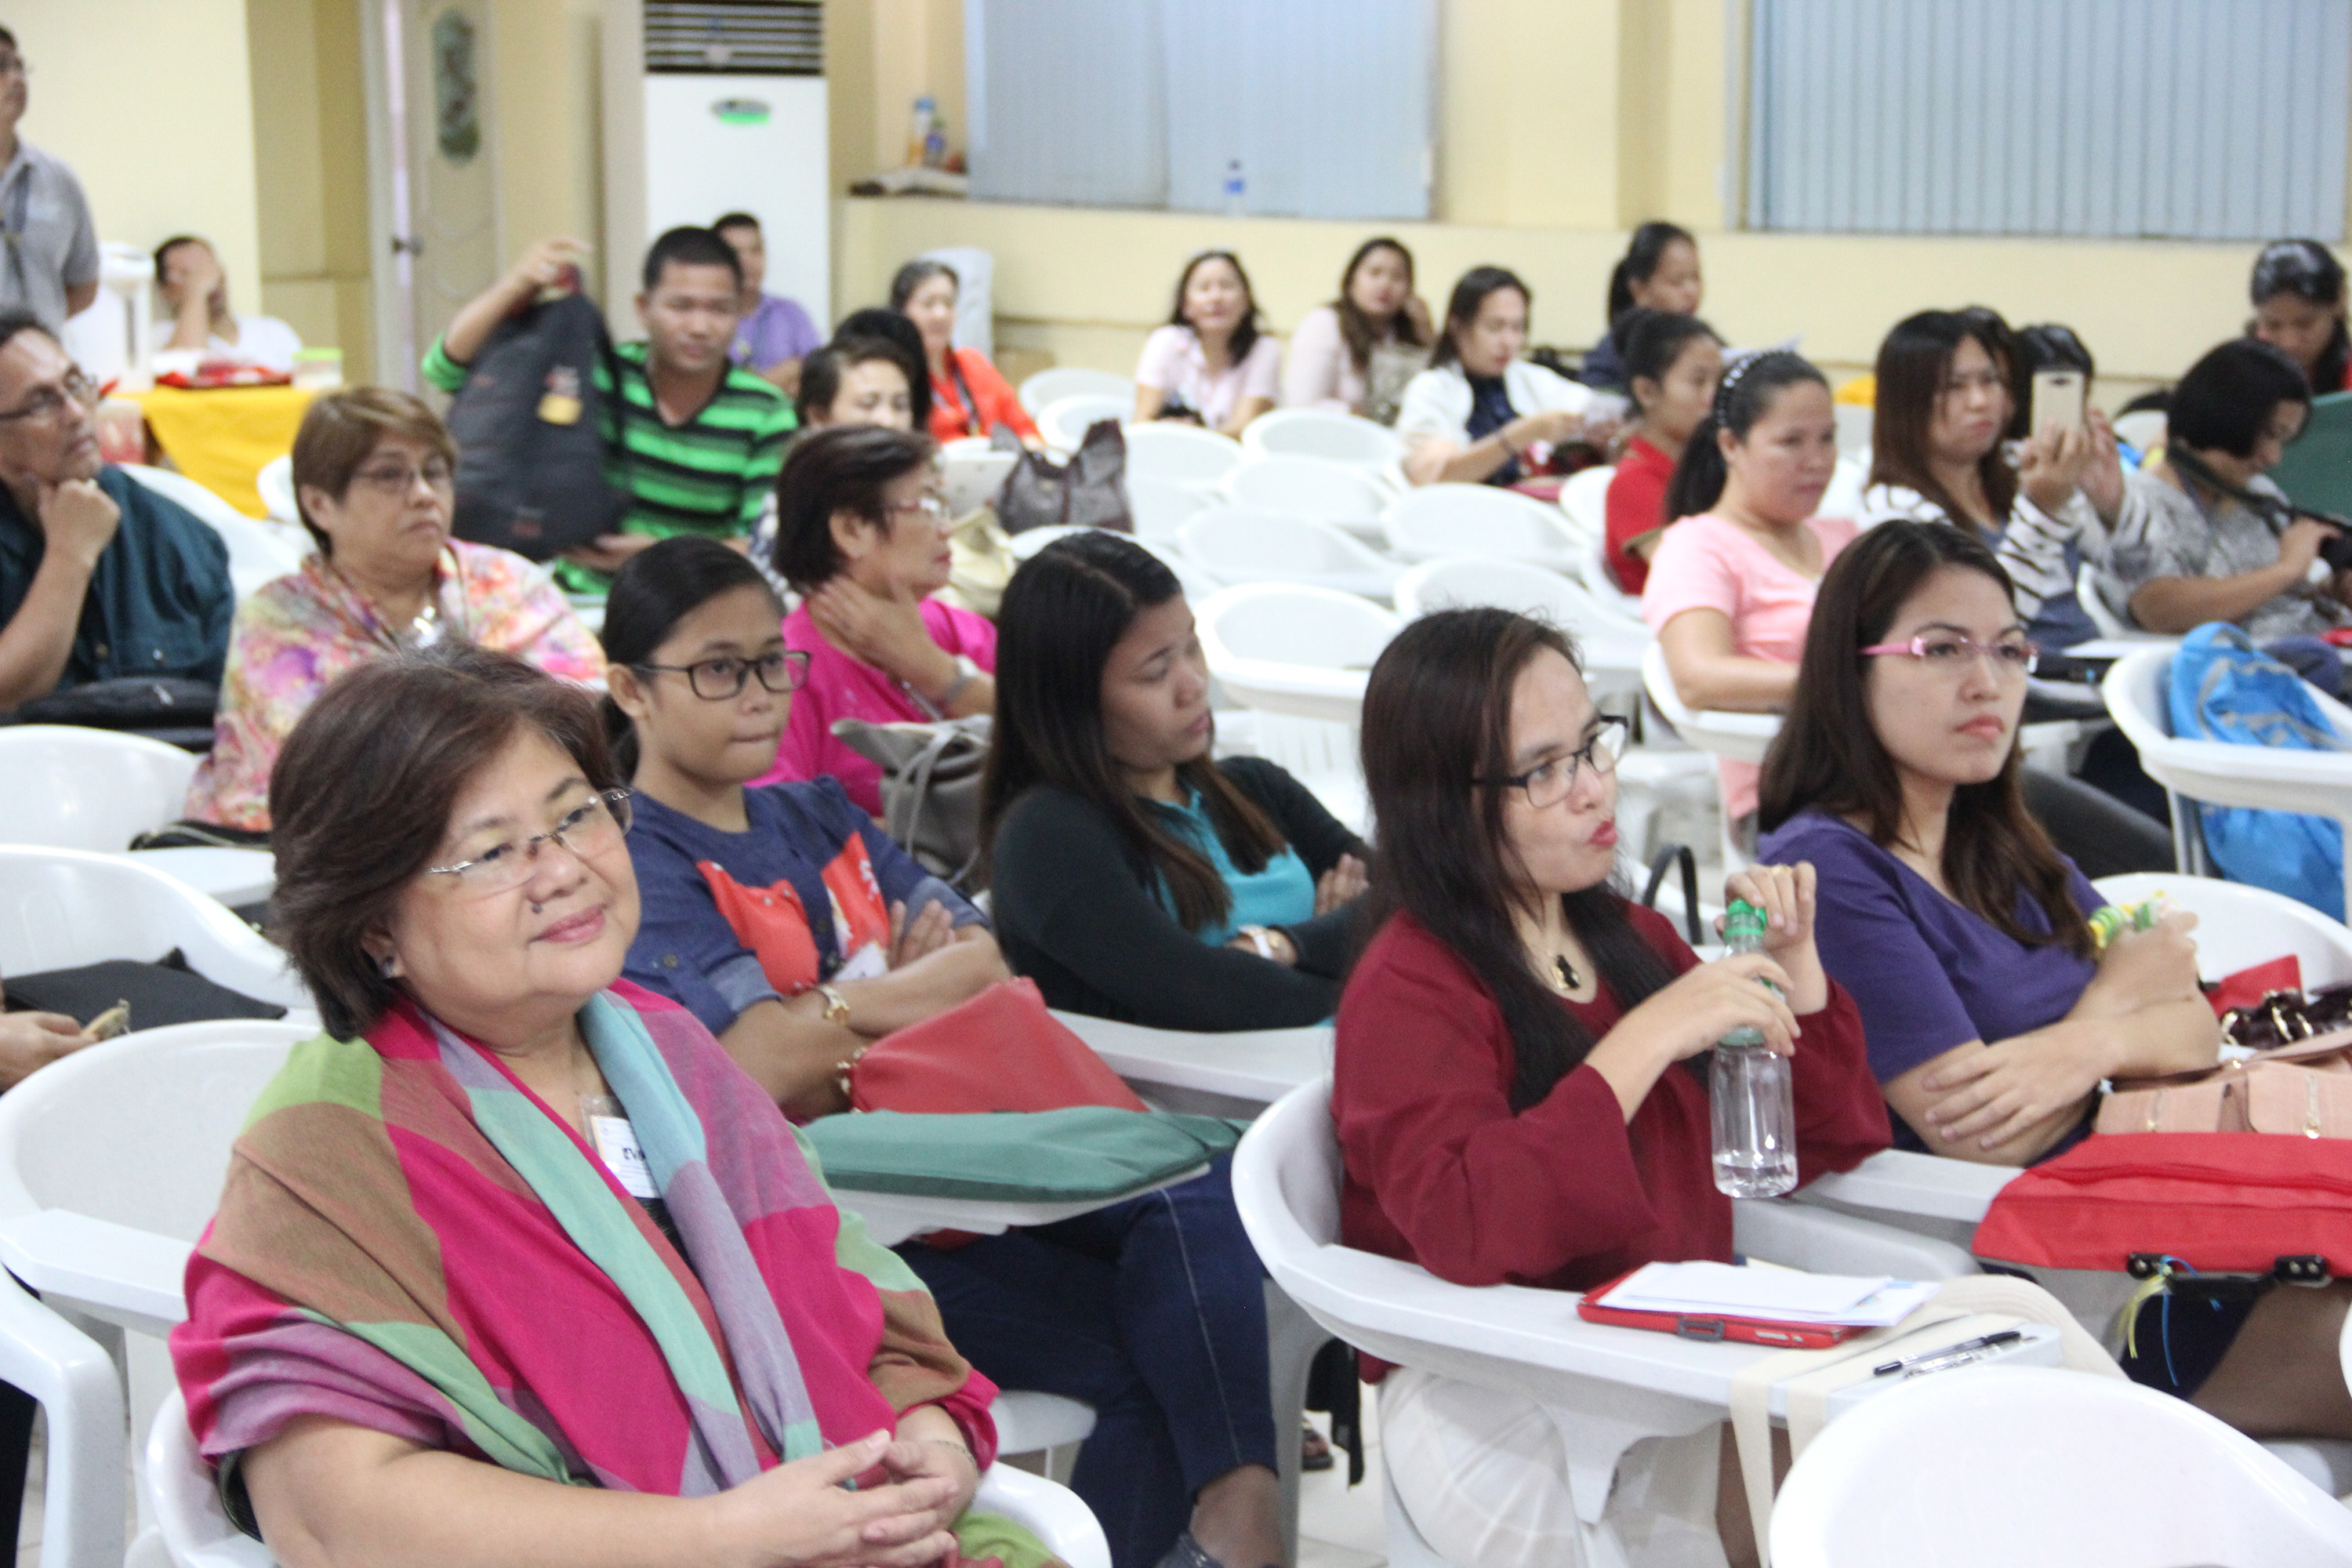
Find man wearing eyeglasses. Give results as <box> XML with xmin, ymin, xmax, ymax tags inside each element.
<box><xmin>0</xmin><ymin>29</ymin><xmax>98</xmax><ymax>335</ymax></box>
<box><xmin>0</xmin><ymin>312</ymin><xmax>232</xmax><ymax>708</ymax></box>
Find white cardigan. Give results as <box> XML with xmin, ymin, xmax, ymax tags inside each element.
<box><xmin>1395</xmin><ymin>359</ymin><xmax>1591</xmax><ymax>456</ymax></box>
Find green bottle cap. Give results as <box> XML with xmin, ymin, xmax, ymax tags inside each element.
<box><xmin>1724</xmin><ymin>898</ymin><xmax>1768</xmax><ymax>943</ymax></box>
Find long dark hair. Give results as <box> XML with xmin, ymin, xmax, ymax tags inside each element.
<box><xmin>2250</xmin><ymin>238</ymin><xmax>2350</xmax><ymax>394</ymax></box>
<box><xmin>1663</xmin><ymin>350</ymin><xmax>1828</xmax><ymax>521</ymax></box>
<box><xmin>597</xmin><ymin>535</ymin><xmax>782</xmax><ymax>777</ymax></box>
<box><xmin>1756</xmin><ymin>522</ymin><xmax>2092</xmax><ymax>958</ymax></box>
<box><xmin>1332</xmin><ymin>237</ymin><xmax>1428</xmax><ymax>374</ymax></box>
<box><xmin>1428</xmin><ymin>265</ymin><xmax>1529</xmax><ymax>372</ymax></box>
<box><xmin>982</xmin><ymin>532</ymin><xmax>1285</xmax><ymax>934</ymax></box>
<box><xmin>1620</xmin><ymin>309</ymin><xmax>1722</xmax><ymax>420</ymax></box>
<box><xmin>1606</xmin><ymin>222</ymin><xmax>1697</xmax><ymax>324</ymax></box>
<box><xmin>1868</xmin><ymin>309</ymin><xmax>2019</xmax><ymax>532</ymax></box>
<box><xmin>1356</xmin><ymin>608</ymin><xmax>1677</xmax><ymax>1112</ymax></box>
<box><xmin>1168</xmin><ymin>250</ymin><xmax>1263</xmax><ymax>367</ymax></box>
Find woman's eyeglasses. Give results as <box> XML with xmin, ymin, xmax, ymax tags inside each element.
<box><xmin>884</xmin><ymin>495</ymin><xmax>950</xmax><ymax>524</ymax></box>
<box><xmin>633</xmin><ymin>649</ymin><xmax>811</xmax><ymax>700</ymax></box>
<box><xmin>1861</xmin><ymin>633</ymin><xmax>2039</xmax><ymax>677</ymax></box>
<box><xmin>1475</xmin><ymin>716</ymin><xmax>1630</xmax><ymax>809</ymax></box>
<box><xmin>426</xmin><ymin>789</ymin><xmax>633</xmax><ymax>896</ymax></box>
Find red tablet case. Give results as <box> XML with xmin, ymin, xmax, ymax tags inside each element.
<box><xmin>1574</xmin><ymin>1269</ymin><xmax>1870</xmax><ymax>1348</ymax></box>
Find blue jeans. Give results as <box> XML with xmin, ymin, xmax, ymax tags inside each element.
<box><xmin>898</xmin><ymin>1156</ymin><xmax>1277</xmax><ymax>1568</ymax></box>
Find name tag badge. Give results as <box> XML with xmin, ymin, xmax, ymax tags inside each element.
<box><xmin>589</xmin><ymin>1113</ymin><xmax>658</xmax><ymax>1199</ymax></box>
<box><xmin>834</xmin><ymin>941</ymin><xmax>889</xmax><ymax>982</ymax></box>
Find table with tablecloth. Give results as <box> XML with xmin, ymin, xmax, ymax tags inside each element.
<box><xmin>121</xmin><ymin>385</ymin><xmax>316</xmax><ymax>517</ymax></box>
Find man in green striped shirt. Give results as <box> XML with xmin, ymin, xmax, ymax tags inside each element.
<box><xmin>423</xmin><ymin>227</ymin><xmax>796</xmax><ymax>591</ymax></box>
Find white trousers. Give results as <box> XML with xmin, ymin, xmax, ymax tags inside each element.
<box><xmin>1379</xmin><ymin>1367</ymin><xmax>1731</xmax><ymax>1568</ymax></box>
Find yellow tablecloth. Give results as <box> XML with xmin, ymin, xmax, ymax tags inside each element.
<box><xmin>124</xmin><ymin>385</ymin><xmax>316</xmax><ymax>517</ymax></box>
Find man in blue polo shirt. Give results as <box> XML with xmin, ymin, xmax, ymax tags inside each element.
<box><xmin>0</xmin><ymin>310</ymin><xmax>232</xmax><ymax>708</ymax></box>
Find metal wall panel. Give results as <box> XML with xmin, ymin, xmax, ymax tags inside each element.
<box><xmin>967</xmin><ymin>0</ymin><xmax>1430</xmax><ymax>219</ymax></box>
<box><xmin>1748</xmin><ymin>0</ymin><xmax>2351</xmax><ymax>239</ymax></box>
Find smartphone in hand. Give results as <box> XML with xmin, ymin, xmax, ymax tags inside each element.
<box><xmin>2030</xmin><ymin>369</ymin><xmax>2086</xmax><ymax>435</ymax></box>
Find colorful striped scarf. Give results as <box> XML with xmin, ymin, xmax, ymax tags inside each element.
<box><xmin>169</xmin><ymin>980</ymin><xmax>1052</xmax><ymax>1564</ymax></box>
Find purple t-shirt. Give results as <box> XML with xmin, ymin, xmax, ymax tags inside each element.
<box><xmin>1759</xmin><ymin>809</ymin><xmax>2102</xmax><ymax>1152</ymax></box>
<box><xmin>731</xmin><ymin>293</ymin><xmax>822</xmax><ymax>373</ymax></box>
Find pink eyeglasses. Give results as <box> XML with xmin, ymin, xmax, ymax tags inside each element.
<box><xmin>1860</xmin><ymin>633</ymin><xmax>2039</xmax><ymax>677</ymax></box>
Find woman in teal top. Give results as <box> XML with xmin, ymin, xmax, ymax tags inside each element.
<box><xmin>982</xmin><ymin>532</ymin><xmax>1370</xmax><ymax>1030</ymax></box>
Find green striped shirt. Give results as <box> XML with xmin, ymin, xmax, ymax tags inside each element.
<box><xmin>423</xmin><ymin>335</ymin><xmax>795</xmax><ymax>589</ymax></box>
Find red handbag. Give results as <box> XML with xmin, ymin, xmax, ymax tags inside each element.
<box><xmin>1972</xmin><ymin>1133</ymin><xmax>2352</xmax><ymax>1275</ymax></box>
<box><xmin>846</xmin><ymin>978</ymin><xmax>1149</xmax><ymax>1115</ymax></box>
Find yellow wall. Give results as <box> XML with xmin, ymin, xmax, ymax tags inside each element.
<box><xmin>9</xmin><ymin>0</ymin><xmax>263</xmax><ymax>334</ymax></box>
<box><xmin>248</xmin><ymin>0</ymin><xmax>373</xmax><ymax>381</ymax></box>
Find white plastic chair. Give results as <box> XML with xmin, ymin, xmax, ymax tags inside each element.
<box><xmin>1018</xmin><ymin>367</ymin><xmax>1134</xmax><ymax>419</ymax></box>
<box><xmin>1209</xmin><ymin>710</ymin><xmax>1368</xmax><ymax>835</ymax></box>
<box><xmin>145</xmin><ymin>1385</ymin><xmax>1112</xmax><ymax>1568</ymax></box>
<box><xmin>1557</xmin><ymin>463</ymin><xmax>1614</xmax><ymax>545</ymax></box>
<box><xmin>1819</xmin><ymin>456</ymin><xmax>1867</xmax><ymax>522</ymax></box>
<box><xmin>2074</xmin><ymin>559</ymin><xmax>2151</xmax><ymax>641</ymax></box>
<box><xmin>1383</xmin><ymin>484</ymin><xmax>1583</xmax><ymax>571</ymax></box>
<box><xmin>1769</xmin><ymin>1366</ymin><xmax>2352</xmax><ymax>1568</ymax></box>
<box><xmin>118</xmin><ymin>463</ymin><xmax>309</xmax><ymax>599</ymax></box>
<box><xmin>1054</xmin><ymin>1009</ymin><xmax>1334</xmax><ymax>1120</ymax></box>
<box><xmin>252</xmin><ymin>456</ymin><xmax>298</xmax><ymax>528</ymax></box>
<box><xmin>1240</xmin><ymin>408</ymin><xmax>1405</xmax><ymax>471</ymax></box>
<box><xmin>1832</xmin><ymin>403</ymin><xmax>1875</xmax><ymax>456</ymax></box>
<box><xmin>1233</xmin><ymin>1079</ymin><xmax>1978</xmax><ymax>1568</ymax></box>
<box><xmin>0</xmin><ymin>729</ymin><xmax>276</xmax><ymax>906</ymax></box>
<box><xmin>1035</xmin><ymin>395</ymin><xmax>1129</xmax><ymax>456</ymax></box>
<box><xmin>0</xmin><ymin>847</ymin><xmax>307</xmax><ymax>1012</ymax></box>
<box><xmin>1391</xmin><ymin>556</ymin><xmax>1646</xmax><ymax>692</ymax></box>
<box><xmin>1641</xmin><ymin>641</ymin><xmax>1780</xmax><ymax>766</ymax></box>
<box><xmin>940</xmin><ymin>448</ymin><xmax>1016</xmax><ymax>517</ymax></box>
<box><xmin>1219</xmin><ymin>453</ymin><xmax>1391</xmax><ymax>539</ymax></box>
<box><xmin>1177</xmin><ymin>509</ymin><xmax>1402</xmax><ymax>601</ymax></box>
<box><xmin>1577</xmin><ymin>527</ymin><xmax>1650</xmax><ymax>624</ymax></box>
<box><xmin>2113</xmin><ymin>408</ymin><xmax>2168</xmax><ymax>454</ymax></box>
<box><xmin>1120</xmin><ymin>423</ymin><xmax>1245</xmax><ymax>492</ymax></box>
<box><xmin>2103</xmin><ymin>645</ymin><xmax>2352</xmax><ymax>911</ymax></box>
<box><xmin>2094</xmin><ymin>870</ymin><xmax>2352</xmax><ymax>984</ymax></box>
<box><xmin>1127</xmin><ymin>474</ymin><xmax>1210</xmax><ymax>543</ymax></box>
<box><xmin>1196</xmin><ymin>584</ymin><xmax>1402</xmax><ymax>728</ymax></box>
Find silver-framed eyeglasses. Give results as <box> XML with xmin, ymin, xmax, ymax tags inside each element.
<box><xmin>353</xmin><ymin>458</ymin><xmax>456</xmax><ymax>495</ymax></box>
<box><xmin>1861</xmin><ymin>633</ymin><xmax>2039</xmax><ymax>678</ymax></box>
<box><xmin>0</xmin><ymin>370</ymin><xmax>95</xmax><ymax>426</ymax></box>
<box><xmin>425</xmin><ymin>789</ymin><xmax>633</xmax><ymax>895</ymax></box>
<box><xmin>1475</xmin><ymin>715</ymin><xmax>1629</xmax><ymax>809</ymax></box>
<box><xmin>884</xmin><ymin>494</ymin><xmax>950</xmax><ymax>524</ymax></box>
<box><xmin>633</xmin><ymin>648</ymin><xmax>811</xmax><ymax>700</ymax></box>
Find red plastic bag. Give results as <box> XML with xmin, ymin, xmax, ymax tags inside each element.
<box><xmin>1972</xmin><ymin>1133</ymin><xmax>2352</xmax><ymax>1274</ymax></box>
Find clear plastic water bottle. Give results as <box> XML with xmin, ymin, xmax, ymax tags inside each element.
<box><xmin>1222</xmin><ymin>158</ymin><xmax>1247</xmax><ymax>216</ymax></box>
<box><xmin>1711</xmin><ymin>898</ymin><xmax>1797</xmax><ymax>1197</ymax></box>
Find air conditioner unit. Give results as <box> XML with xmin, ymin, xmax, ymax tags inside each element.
<box><xmin>601</xmin><ymin>0</ymin><xmax>829</xmax><ymax>333</ymax></box>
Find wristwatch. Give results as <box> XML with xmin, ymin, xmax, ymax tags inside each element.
<box><xmin>936</xmin><ymin>654</ymin><xmax>982</xmax><ymax>709</ymax></box>
<box><xmin>815</xmin><ymin>983</ymin><xmax>851</xmax><ymax>1027</ymax></box>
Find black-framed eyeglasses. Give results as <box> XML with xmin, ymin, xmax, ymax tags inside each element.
<box><xmin>425</xmin><ymin>789</ymin><xmax>634</xmax><ymax>896</ymax></box>
<box><xmin>0</xmin><ymin>370</ymin><xmax>94</xmax><ymax>425</ymax></box>
<box><xmin>1474</xmin><ymin>715</ymin><xmax>1629</xmax><ymax>809</ymax></box>
<box><xmin>633</xmin><ymin>648</ymin><xmax>811</xmax><ymax>699</ymax></box>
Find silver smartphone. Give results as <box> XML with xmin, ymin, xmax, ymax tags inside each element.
<box><xmin>2030</xmin><ymin>369</ymin><xmax>2086</xmax><ymax>434</ymax></box>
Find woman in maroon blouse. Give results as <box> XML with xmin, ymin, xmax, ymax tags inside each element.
<box><xmin>1334</xmin><ymin>607</ymin><xmax>1888</xmax><ymax>1568</ymax></box>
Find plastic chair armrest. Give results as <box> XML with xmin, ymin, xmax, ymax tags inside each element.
<box><xmin>0</xmin><ymin>1210</ymin><xmax>192</xmax><ymax>1334</ymax></box>
<box><xmin>1733</xmin><ymin>1197</ymin><xmax>1979</xmax><ymax>1280</ymax></box>
<box><xmin>0</xmin><ymin>1271</ymin><xmax>125</xmax><ymax>1568</ymax></box>
<box><xmin>1798</xmin><ymin>1150</ymin><xmax>2017</xmax><ymax>1225</ymax></box>
<box><xmin>974</xmin><ymin>1461</ymin><xmax>1112</xmax><ymax>1568</ymax></box>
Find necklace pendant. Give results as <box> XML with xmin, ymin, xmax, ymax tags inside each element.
<box><xmin>1552</xmin><ymin>954</ymin><xmax>1581</xmax><ymax>993</ymax></box>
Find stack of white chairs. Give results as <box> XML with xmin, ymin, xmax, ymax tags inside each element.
<box><xmin>1240</xmin><ymin>409</ymin><xmax>1404</xmax><ymax>492</ymax></box>
<box><xmin>1035</xmin><ymin>395</ymin><xmax>1130</xmax><ymax>456</ymax></box>
<box><xmin>119</xmin><ymin>465</ymin><xmax>309</xmax><ymax>601</ymax></box>
<box><xmin>1383</xmin><ymin>484</ymin><xmax>1584</xmax><ymax>572</ymax></box>
<box><xmin>1178</xmin><ymin>508</ymin><xmax>1402</xmax><ymax>602</ymax></box>
<box><xmin>0</xmin><ymin>730</ymin><xmax>275</xmax><ymax>907</ymax></box>
<box><xmin>1121</xmin><ymin>423</ymin><xmax>1246</xmax><ymax>495</ymax></box>
<box><xmin>1220</xmin><ymin>453</ymin><xmax>1390</xmax><ymax>542</ymax></box>
<box><xmin>1128</xmin><ymin>474</ymin><xmax>1211</xmax><ymax>543</ymax></box>
<box><xmin>1195</xmin><ymin>584</ymin><xmax>1400</xmax><ymax>728</ymax></box>
<box><xmin>1018</xmin><ymin>367</ymin><xmax>1134</xmax><ymax>419</ymax></box>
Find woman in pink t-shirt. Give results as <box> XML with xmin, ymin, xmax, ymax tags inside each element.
<box><xmin>1642</xmin><ymin>350</ymin><xmax>1854</xmax><ymax>833</ymax></box>
<box><xmin>757</xmin><ymin>425</ymin><xmax>995</xmax><ymax>814</ymax></box>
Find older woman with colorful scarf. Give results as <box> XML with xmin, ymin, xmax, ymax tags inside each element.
<box><xmin>184</xmin><ymin>387</ymin><xmax>604</xmax><ymax>833</ymax></box>
<box><xmin>168</xmin><ymin>642</ymin><xmax>1057</xmax><ymax>1568</ymax></box>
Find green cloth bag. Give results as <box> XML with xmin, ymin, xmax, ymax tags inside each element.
<box><xmin>804</xmin><ymin>1107</ymin><xmax>1243</xmax><ymax>1202</ymax></box>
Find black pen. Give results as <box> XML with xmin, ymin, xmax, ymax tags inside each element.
<box><xmin>1872</xmin><ymin>1329</ymin><xmax>2024</xmax><ymax>1377</ymax></box>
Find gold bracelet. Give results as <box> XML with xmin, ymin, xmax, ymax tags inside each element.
<box><xmin>833</xmin><ymin>1040</ymin><xmax>869</xmax><ymax>1102</ymax></box>
<box><xmin>814</xmin><ymin>982</ymin><xmax>851</xmax><ymax>1026</ymax></box>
